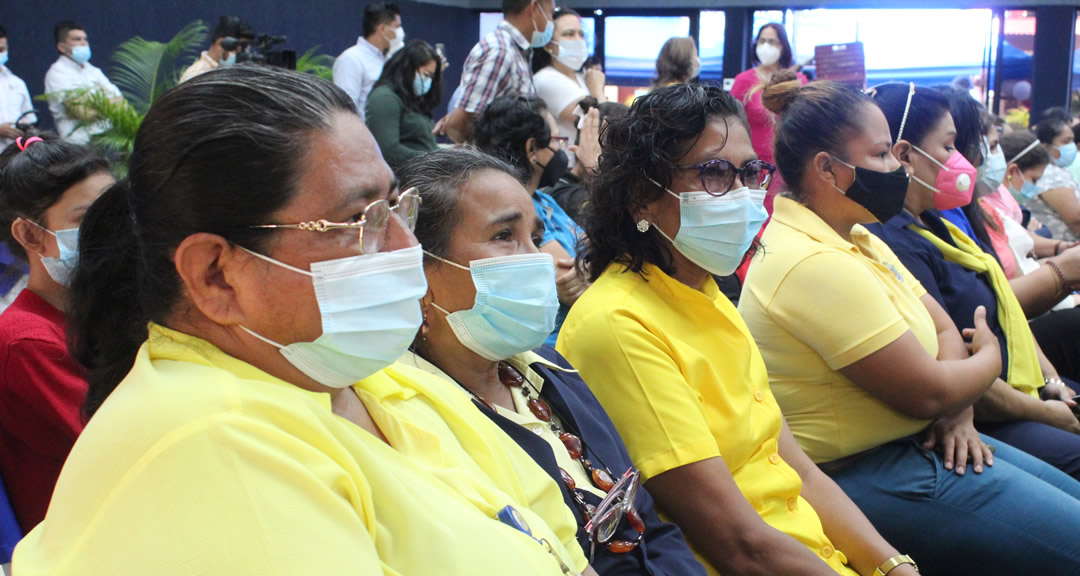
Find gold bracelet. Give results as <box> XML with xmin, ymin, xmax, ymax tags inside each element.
<box><xmin>873</xmin><ymin>554</ymin><xmax>918</xmax><ymax>576</ymax></box>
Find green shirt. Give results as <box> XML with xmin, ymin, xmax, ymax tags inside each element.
<box><xmin>365</xmin><ymin>84</ymin><xmax>438</xmax><ymax>169</ymax></box>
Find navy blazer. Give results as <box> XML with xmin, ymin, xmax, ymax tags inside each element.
<box><xmin>472</xmin><ymin>346</ymin><xmax>706</xmax><ymax>576</ymax></box>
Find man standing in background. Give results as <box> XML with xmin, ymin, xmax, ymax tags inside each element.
<box><xmin>333</xmin><ymin>2</ymin><xmax>404</xmax><ymax>122</ymax></box>
<box><xmin>0</xmin><ymin>26</ymin><xmax>34</xmax><ymax>149</ymax></box>
<box><xmin>179</xmin><ymin>16</ymin><xmax>253</xmax><ymax>84</ymax></box>
<box><xmin>44</xmin><ymin>20</ymin><xmax>122</xmax><ymax>144</ymax></box>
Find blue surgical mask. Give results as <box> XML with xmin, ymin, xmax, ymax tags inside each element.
<box><xmin>979</xmin><ymin>139</ymin><xmax>1008</xmax><ymax>191</ymax></box>
<box><xmin>530</xmin><ymin>5</ymin><xmax>555</xmax><ymax>48</ymax></box>
<box><xmin>0</xmin><ymin>51</ymin><xmax>9</xmax><ymax>67</ymax></box>
<box><xmin>1055</xmin><ymin>142</ymin><xmax>1077</xmax><ymax>168</ymax></box>
<box><xmin>239</xmin><ymin>244</ymin><xmax>428</xmax><ymax>388</ymax></box>
<box><xmin>413</xmin><ymin>73</ymin><xmax>432</xmax><ymax>96</ymax></box>
<box><xmin>646</xmin><ymin>178</ymin><xmax>768</xmax><ymax>276</ymax></box>
<box><xmin>27</xmin><ymin>220</ymin><xmax>79</xmax><ymax>286</ymax></box>
<box><xmin>1010</xmin><ymin>176</ymin><xmax>1040</xmax><ymax>201</ymax></box>
<box><xmin>70</xmin><ymin>45</ymin><xmax>91</xmax><ymax>65</ymax></box>
<box><xmin>222</xmin><ymin>52</ymin><xmax>236</xmax><ymax>66</ymax></box>
<box><xmin>426</xmin><ymin>252</ymin><xmax>558</xmax><ymax>361</ymax></box>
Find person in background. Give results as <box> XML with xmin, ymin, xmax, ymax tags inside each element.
<box><xmin>532</xmin><ymin>8</ymin><xmax>606</xmax><ymax>169</ymax></box>
<box><xmin>399</xmin><ymin>147</ymin><xmax>707</xmax><ymax>576</ymax></box>
<box><xmin>560</xmin><ymin>83</ymin><xmax>916</xmax><ymax>576</ymax></box>
<box><xmin>651</xmin><ymin>37</ymin><xmax>698</xmax><ymax>90</ymax></box>
<box><xmin>0</xmin><ymin>26</ymin><xmax>33</xmax><ymax>149</ymax></box>
<box><xmin>739</xmin><ymin>71</ymin><xmax>1080</xmax><ymax>576</ymax></box>
<box><xmin>44</xmin><ymin>21</ymin><xmax>123</xmax><ymax>144</ymax></box>
<box><xmin>440</xmin><ymin>0</ymin><xmax>556</xmax><ymax>143</ymax></box>
<box><xmin>0</xmin><ymin>134</ymin><xmax>112</xmax><ymax>534</ymax></box>
<box><xmin>365</xmin><ymin>39</ymin><xmax>441</xmax><ymax>171</ymax></box>
<box><xmin>730</xmin><ymin>23</ymin><xmax>807</xmax><ymax>199</ymax></box>
<box><xmin>472</xmin><ymin>95</ymin><xmax>587</xmax><ymax>348</ymax></box>
<box><xmin>544</xmin><ymin>97</ymin><xmax>628</xmax><ymax>224</ymax></box>
<box><xmin>12</xmin><ymin>66</ymin><xmax>592</xmax><ymax>576</ymax></box>
<box><xmin>333</xmin><ymin>2</ymin><xmax>403</xmax><ymax>122</ymax></box>
<box><xmin>1031</xmin><ymin>107</ymin><xmax>1080</xmax><ymax>240</ymax></box>
<box><xmin>178</xmin><ymin>15</ymin><xmax>252</xmax><ymax>84</ymax></box>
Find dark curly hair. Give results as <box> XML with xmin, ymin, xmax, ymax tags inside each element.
<box><xmin>583</xmin><ymin>83</ymin><xmax>748</xmax><ymax>282</ymax></box>
<box><xmin>471</xmin><ymin>95</ymin><xmax>550</xmax><ymax>184</ymax></box>
<box><xmin>374</xmin><ymin>39</ymin><xmax>443</xmax><ymax>116</ymax></box>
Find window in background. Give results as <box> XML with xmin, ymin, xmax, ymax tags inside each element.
<box><xmin>699</xmin><ymin>11</ymin><xmax>726</xmax><ymax>82</ymax></box>
<box><xmin>1000</xmin><ymin>10</ymin><xmax>1034</xmax><ymax>125</ymax></box>
<box><xmin>604</xmin><ymin>15</ymin><xmax>691</xmax><ymax>81</ymax></box>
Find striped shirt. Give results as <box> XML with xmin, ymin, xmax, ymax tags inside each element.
<box><xmin>457</xmin><ymin>20</ymin><xmax>536</xmax><ymax>114</ymax></box>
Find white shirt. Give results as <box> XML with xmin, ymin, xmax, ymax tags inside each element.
<box><xmin>44</xmin><ymin>55</ymin><xmax>122</xmax><ymax>144</ymax></box>
<box><xmin>179</xmin><ymin>51</ymin><xmax>219</xmax><ymax>84</ymax></box>
<box><xmin>533</xmin><ymin>67</ymin><xmax>588</xmax><ymax>167</ymax></box>
<box><xmin>333</xmin><ymin>37</ymin><xmax>386</xmax><ymax>122</ymax></box>
<box><xmin>0</xmin><ymin>66</ymin><xmax>33</xmax><ymax>148</ymax></box>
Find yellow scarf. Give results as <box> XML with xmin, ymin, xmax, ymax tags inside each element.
<box><xmin>909</xmin><ymin>219</ymin><xmax>1042</xmax><ymax>397</ymax></box>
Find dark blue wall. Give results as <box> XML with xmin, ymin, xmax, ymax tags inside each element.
<box><xmin>0</xmin><ymin>0</ymin><xmax>479</xmax><ymax>127</ymax></box>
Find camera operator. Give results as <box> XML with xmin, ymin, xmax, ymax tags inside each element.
<box><xmin>179</xmin><ymin>16</ymin><xmax>253</xmax><ymax>84</ymax></box>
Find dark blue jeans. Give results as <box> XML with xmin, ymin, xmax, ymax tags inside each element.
<box><xmin>828</xmin><ymin>434</ymin><xmax>1080</xmax><ymax>576</ymax></box>
<box><xmin>979</xmin><ymin>419</ymin><xmax>1080</xmax><ymax>481</ymax></box>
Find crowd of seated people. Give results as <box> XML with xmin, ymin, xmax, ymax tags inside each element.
<box><xmin>5</xmin><ymin>6</ymin><xmax>1080</xmax><ymax>576</ymax></box>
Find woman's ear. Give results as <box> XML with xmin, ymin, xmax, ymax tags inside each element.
<box><xmin>893</xmin><ymin>140</ymin><xmax>914</xmax><ymax>172</ymax></box>
<box><xmin>10</xmin><ymin>218</ymin><xmax>47</xmax><ymax>257</ymax></box>
<box><xmin>525</xmin><ymin>137</ymin><xmax>539</xmax><ymax>163</ymax></box>
<box><xmin>811</xmin><ymin>150</ymin><xmax>838</xmax><ymax>189</ymax></box>
<box><xmin>173</xmin><ymin>233</ymin><xmax>246</xmax><ymax>326</ymax></box>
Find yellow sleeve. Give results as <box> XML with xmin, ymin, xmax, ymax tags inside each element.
<box><xmin>768</xmin><ymin>252</ymin><xmax>909</xmax><ymax>370</ymax></box>
<box><xmin>15</xmin><ymin>414</ymin><xmax>384</xmax><ymax>576</ymax></box>
<box><xmin>558</xmin><ymin>307</ymin><xmax>720</xmax><ymax>482</ymax></box>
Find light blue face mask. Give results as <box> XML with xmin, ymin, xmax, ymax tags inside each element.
<box><xmin>645</xmin><ymin>177</ymin><xmax>768</xmax><ymax>277</ymax></box>
<box><xmin>1010</xmin><ymin>177</ymin><xmax>1040</xmax><ymax>201</ymax></box>
<box><xmin>413</xmin><ymin>73</ymin><xmax>432</xmax><ymax>96</ymax></box>
<box><xmin>28</xmin><ymin>220</ymin><xmax>79</xmax><ymax>286</ymax></box>
<box><xmin>222</xmin><ymin>52</ymin><xmax>237</xmax><ymax>66</ymax></box>
<box><xmin>530</xmin><ymin>4</ymin><xmax>555</xmax><ymax>48</ymax></box>
<box><xmin>239</xmin><ymin>244</ymin><xmax>428</xmax><ymax>389</ymax></box>
<box><xmin>0</xmin><ymin>51</ymin><xmax>9</xmax><ymax>67</ymax></box>
<box><xmin>979</xmin><ymin>137</ymin><xmax>1008</xmax><ymax>191</ymax></box>
<box><xmin>70</xmin><ymin>45</ymin><xmax>91</xmax><ymax>65</ymax></box>
<box><xmin>1055</xmin><ymin>142</ymin><xmax>1078</xmax><ymax>168</ymax></box>
<box><xmin>426</xmin><ymin>252</ymin><xmax>558</xmax><ymax>361</ymax></box>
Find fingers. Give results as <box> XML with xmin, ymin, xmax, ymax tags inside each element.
<box><xmin>972</xmin><ymin>305</ymin><xmax>988</xmax><ymax>331</ymax></box>
<box><xmin>968</xmin><ymin>438</ymin><xmax>983</xmax><ymax>474</ymax></box>
<box><xmin>981</xmin><ymin>442</ymin><xmax>994</xmax><ymax>469</ymax></box>
<box><xmin>921</xmin><ymin>426</ymin><xmax>938</xmax><ymax>450</ymax></box>
<box><xmin>942</xmin><ymin>434</ymin><xmax>956</xmax><ymax>472</ymax></box>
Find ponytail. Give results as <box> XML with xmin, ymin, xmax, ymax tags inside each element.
<box><xmin>67</xmin><ymin>181</ymin><xmax>148</xmax><ymax>418</ymax></box>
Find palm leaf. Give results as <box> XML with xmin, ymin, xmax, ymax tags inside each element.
<box><xmin>296</xmin><ymin>46</ymin><xmax>335</xmax><ymax>81</ymax></box>
<box><xmin>109</xmin><ymin>20</ymin><xmax>207</xmax><ymax>115</ymax></box>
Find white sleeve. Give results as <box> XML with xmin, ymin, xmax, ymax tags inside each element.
<box><xmin>332</xmin><ymin>54</ymin><xmax>364</xmax><ymax>106</ymax></box>
<box><xmin>534</xmin><ymin>70</ymin><xmax>587</xmax><ymax>119</ymax></box>
<box><xmin>93</xmin><ymin>67</ymin><xmax>122</xmax><ymax>98</ymax></box>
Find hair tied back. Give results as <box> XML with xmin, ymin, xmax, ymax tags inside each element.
<box><xmin>760</xmin><ymin>69</ymin><xmax>802</xmax><ymax>116</ymax></box>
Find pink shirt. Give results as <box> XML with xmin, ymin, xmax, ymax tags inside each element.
<box><xmin>982</xmin><ymin>184</ymin><xmax>1023</xmax><ymax>224</ymax></box>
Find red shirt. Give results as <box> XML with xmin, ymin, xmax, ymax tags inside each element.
<box><xmin>0</xmin><ymin>289</ymin><xmax>87</xmax><ymax>533</ymax></box>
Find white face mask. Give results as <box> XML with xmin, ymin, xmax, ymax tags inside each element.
<box><xmin>385</xmin><ymin>25</ymin><xmax>405</xmax><ymax>55</ymax></box>
<box><xmin>555</xmin><ymin>39</ymin><xmax>587</xmax><ymax>71</ymax></box>
<box><xmin>756</xmin><ymin>43</ymin><xmax>781</xmax><ymax>67</ymax></box>
<box><xmin>239</xmin><ymin>244</ymin><xmax>428</xmax><ymax>388</ymax></box>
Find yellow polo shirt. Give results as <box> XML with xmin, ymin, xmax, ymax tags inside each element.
<box><xmin>557</xmin><ymin>261</ymin><xmax>855</xmax><ymax>576</ymax></box>
<box><xmin>740</xmin><ymin>197</ymin><xmax>935</xmax><ymax>464</ymax></box>
<box><xmin>14</xmin><ymin>324</ymin><xmax>583</xmax><ymax>576</ymax></box>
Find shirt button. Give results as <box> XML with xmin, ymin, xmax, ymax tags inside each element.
<box><xmin>821</xmin><ymin>545</ymin><xmax>834</xmax><ymax>558</ymax></box>
<box><xmin>769</xmin><ymin>454</ymin><xmax>781</xmax><ymax>465</ymax></box>
<box><xmin>787</xmin><ymin>497</ymin><xmax>797</xmax><ymax>511</ymax></box>
<box><xmin>753</xmin><ymin>390</ymin><xmax>765</xmax><ymax>402</ymax></box>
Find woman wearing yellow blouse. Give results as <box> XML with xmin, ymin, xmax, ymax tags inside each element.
<box><xmin>13</xmin><ymin>67</ymin><xmax>591</xmax><ymax>576</ymax></box>
<box><xmin>558</xmin><ymin>84</ymin><xmax>916</xmax><ymax>576</ymax></box>
<box><xmin>739</xmin><ymin>72</ymin><xmax>1080</xmax><ymax>575</ymax></box>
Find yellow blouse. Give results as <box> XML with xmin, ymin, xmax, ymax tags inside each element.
<box><xmin>558</xmin><ymin>260</ymin><xmax>854</xmax><ymax>576</ymax></box>
<box><xmin>14</xmin><ymin>324</ymin><xmax>585</xmax><ymax>575</ymax></box>
<box><xmin>740</xmin><ymin>197</ymin><xmax>936</xmax><ymax>463</ymax></box>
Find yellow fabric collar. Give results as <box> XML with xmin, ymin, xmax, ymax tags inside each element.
<box><xmin>906</xmin><ymin>219</ymin><xmax>1043</xmax><ymax>396</ymax></box>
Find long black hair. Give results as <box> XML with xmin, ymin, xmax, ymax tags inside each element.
<box><xmin>374</xmin><ymin>39</ymin><xmax>443</xmax><ymax>116</ymax></box>
<box><xmin>937</xmin><ymin>86</ymin><xmax>998</xmax><ymax>256</ymax></box>
<box><xmin>69</xmin><ymin>66</ymin><xmax>355</xmax><ymax>418</ymax></box>
<box><xmin>584</xmin><ymin>83</ymin><xmax>748</xmax><ymax>282</ymax></box>
<box><xmin>472</xmin><ymin>95</ymin><xmax>551</xmax><ymax>184</ymax></box>
<box><xmin>0</xmin><ymin>133</ymin><xmax>109</xmax><ymax>261</ymax></box>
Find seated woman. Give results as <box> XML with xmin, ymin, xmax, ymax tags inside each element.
<box><xmin>1030</xmin><ymin>107</ymin><xmax>1080</xmax><ymax>241</ymax></box>
<box><xmin>472</xmin><ymin>96</ymin><xmax>588</xmax><ymax>347</ymax></box>
<box><xmin>559</xmin><ymin>83</ymin><xmax>916</xmax><ymax>576</ymax></box>
<box><xmin>365</xmin><ymin>39</ymin><xmax>441</xmax><ymax>171</ymax></box>
<box><xmin>397</xmin><ymin>146</ymin><xmax>706</xmax><ymax>576</ymax></box>
<box><xmin>739</xmin><ymin>73</ymin><xmax>1080</xmax><ymax>575</ymax></box>
<box><xmin>13</xmin><ymin>67</ymin><xmax>592</xmax><ymax>576</ymax></box>
<box><xmin>864</xmin><ymin>83</ymin><xmax>1080</xmax><ymax>466</ymax></box>
<box><xmin>0</xmin><ymin>134</ymin><xmax>112</xmax><ymax>533</ymax></box>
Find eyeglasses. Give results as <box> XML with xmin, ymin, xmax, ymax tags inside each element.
<box><xmin>585</xmin><ymin>468</ymin><xmax>644</xmax><ymax>560</ymax></box>
<box><xmin>549</xmin><ymin>136</ymin><xmax>569</xmax><ymax>151</ymax></box>
<box><xmin>250</xmin><ymin>187</ymin><xmax>420</xmax><ymax>254</ymax></box>
<box><xmin>673</xmin><ymin>158</ymin><xmax>775</xmax><ymax>196</ymax></box>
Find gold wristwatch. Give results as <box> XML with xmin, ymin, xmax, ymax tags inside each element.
<box><xmin>872</xmin><ymin>554</ymin><xmax>918</xmax><ymax>576</ymax></box>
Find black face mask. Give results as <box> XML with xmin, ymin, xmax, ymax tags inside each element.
<box><xmin>830</xmin><ymin>158</ymin><xmax>910</xmax><ymax>223</ymax></box>
<box><xmin>537</xmin><ymin>149</ymin><xmax>569</xmax><ymax>189</ymax></box>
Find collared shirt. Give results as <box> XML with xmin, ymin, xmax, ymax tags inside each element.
<box><xmin>333</xmin><ymin>37</ymin><xmax>386</xmax><ymax>122</ymax></box>
<box><xmin>457</xmin><ymin>20</ymin><xmax>537</xmax><ymax>115</ymax></box>
<box><xmin>13</xmin><ymin>323</ymin><xmax>584</xmax><ymax>575</ymax></box>
<box><xmin>178</xmin><ymin>51</ymin><xmax>219</xmax><ymax>84</ymax></box>
<box><xmin>740</xmin><ymin>197</ymin><xmax>934</xmax><ymax>463</ymax></box>
<box><xmin>43</xmin><ymin>55</ymin><xmax>122</xmax><ymax>144</ymax></box>
<box><xmin>865</xmin><ymin>209</ymin><xmax>1010</xmax><ymax>380</ymax></box>
<box><xmin>0</xmin><ymin>66</ymin><xmax>32</xmax><ymax>148</ymax></box>
<box><xmin>400</xmin><ymin>350</ymin><xmax>605</xmax><ymax>500</ymax></box>
<box><xmin>558</xmin><ymin>258</ymin><xmax>856</xmax><ymax>576</ymax></box>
